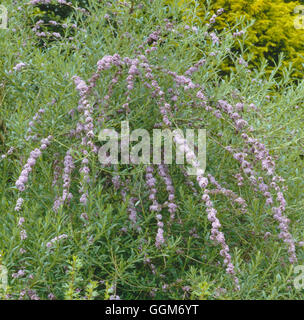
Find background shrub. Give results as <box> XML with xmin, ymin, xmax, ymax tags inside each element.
<box><xmin>169</xmin><ymin>0</ymin><xmax>304</xmax><ymax>77</ymax></box>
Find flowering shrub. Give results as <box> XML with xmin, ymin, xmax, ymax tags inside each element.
<box><xmin>0</xmin><ymin>0</ymin><xmax>304</xmax><ymax>300</ymax></box>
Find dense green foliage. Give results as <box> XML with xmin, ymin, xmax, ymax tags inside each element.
<box><xmin>0</xmin><ymin>0</ymin><xmax>304</xmax><ymax>300</ymax></box>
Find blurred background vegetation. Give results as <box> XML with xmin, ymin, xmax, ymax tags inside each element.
<box><xmin>168</xmin><ymin>0</ymin><xmax>304</xmax><ymax>78</ymax></box>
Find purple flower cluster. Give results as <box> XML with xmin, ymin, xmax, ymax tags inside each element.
<box><xmin>46</xmin><ymin>234</ymin><xmax>68</xmax><ymax>248</ymax></box>
<box><xmin>273</xmin><ymin>182</ymin><xmax>297</xmax><ymax>263</ymax></box>
<box><xmin>166</xmin><ymin>71</ymin><xmax>198</xmax><ymax>91</ymax></box>
<box><xmin>12</xmin><ymin>269</ymin><xmax>26</xmax><ymax>279</ymax></box>
<box><xmin>184</xmin><ymin>59</ymin><xmax>206</xmax><ymax>77</ymax></box>
<box><xmin>225</xmin><ymin>142</ymin><xmax>296</xmax><ymax>262</ymax></box>
<box><xmin>209</xmin><ymin>32</ymin><xmax>220</xmax><ymax>46</ymax></box>
<box><xmin>145</xmin><ymin>166</ymin><xmax>164</xmax><ymax>248</ymax></box>
<box><xmin>26</xmin><ymin>290</ymin><xmax>40</xmax><ymax>300</ymax></box>
<box><xmin>52</xmin><ymin>153</ymin><xmax>62</xmax><ymax>187</ymax></box>
<box><xmin>14</xmin><ymin>198</ymin><xmax>24</xmax><ymax>212</ymax></box>
<box><xmin>227</xmin><ymin>131</ymin><xmax>296</xmax><ymax>262</ymax></box>
<box><xmin>48</xmin><ymin>293</ymin><xmax>56</xmax><ymax>300</ymax></box>
<box><xmin>26</xmin><ymin>108</ymin><xmax>45</xmax><ymax>141</ymax></box>
<box><xmin>173</xmin><ymin>131</ymin><xmax>239</xmax><ymax>288</ymax></box>
<box><xmin>128</xmin><ymin>197</ymin><xmax>139</xmax><ymax>227</ymax></box>
<box><xmin>72</xmin><ymin>76</ymin><xmax>100</xmax><ymax>220</ymax></box>
<box><xmin>205</xmin><ymin>201</ymin><xmax>239</xmax><ymax>289</ymax></box>
<box><xmin>216</xmin><ymin>100</ymin><xmax>249</xmax><ymax>131</ymax></box>
<box><xmin>233</xmin><ymin>30</ymin><xmax>245</xmax><ymax>38</ymax></box>
<box><xmin>207</xmin><ymin>174</ymin><xmax>247</xmax><ymax>213</ymax></box>
<box><xmin>53</xmin><ymin>150</ymin><xmax>75</xmax><ymax>212</ymax></box>
<box><xmin>73</xmin><ymin>76</ymin><xmax>97</xmax><ymax>153</ymax></box>
<box><xmin>208</xmin><ymin>8</ymin><xmax>224</xmax><ymax>25</ymax></box>
<box><xmin>96</xmin><ymin>54</ymin><xmax>123</xmax><ymax>73</ymax></box>
<box><xmin>15</xmin><ymin>136</ymin><xmax>52</xmax><ymax>192</ymax></box>
<box><xmin>157</xmin><ymin>164</ymin><xmax>177</xmax><ymax>220</ymax></box>
<box><xmin>17</xmin><ymin>216</ymin><xmax>28</xmax><ymax>247</ymax></box>
<box><xmin>13</xmin><ymin>135</ymin><xmax>53</xmax><ymax>254</ymax></box>
<box><xmin>20</xmin><ymin>229</ymin><xmax>27</xmax><ymax>241</ymax></box>
<box><xmin>126</xmin><ymin>58</ymin><xmax>140</xmax><ymax>102</ymax></box>
<box><xmin>79</xmin><ymin>155</ymin><xmax>90</xmax><ymax>206</ymax></box>
<box><xmin>238</xmin><ymin>57</ymin><xmax>248</xmax><ymax>67</ymax></box>
<box><xmin>1</xmin><ymin>147</ymin><xmax>14</xmax><ymax>160</ymax></box>
<box><xmin>13</xmin><ymin>62</ymin><xmax>27</xmax><ymax>72</ymax></box>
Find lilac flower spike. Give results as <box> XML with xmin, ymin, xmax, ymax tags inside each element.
<box><xmin>53</xmin><ymin>150</ymin><xmax>75</xmax><ymax>212</ymax></box>
<box><xmin>173</xmin><ymin>131</ymin><xmax>239</xmax><ymax>289</ymax></box>
<box><xmin>46</xmin><ymin>234</ymin><xmax>68</xmax><ymax>248</ymax></box>
<box><xmin>145</xmin><ymin>166</ymin><xmax>165</xmax><ymax>248</ymax></box>
<box><xmin>157</xmin><ymin>164</ymin><xmax>177</xmax><ymax>220</ymax></box>
<box><xmin>15</xmin><ymin>136</ymin><xmax>52</xmax><ymax>193</ymax></box>
<box><xmin>13</xmin><ymin>62</ymin><xmax>27</xmax><ymax>71</ymax></box>
<box><xmin>15</xmin><ymin>198</ymin><xmax>24</xmax><ymax>212</ymax></box>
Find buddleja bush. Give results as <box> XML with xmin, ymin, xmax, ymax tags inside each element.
<box><xmin>0</xmin><ymin>0</ymin><xmax>303</xmax><ymax>300</ymax></box>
